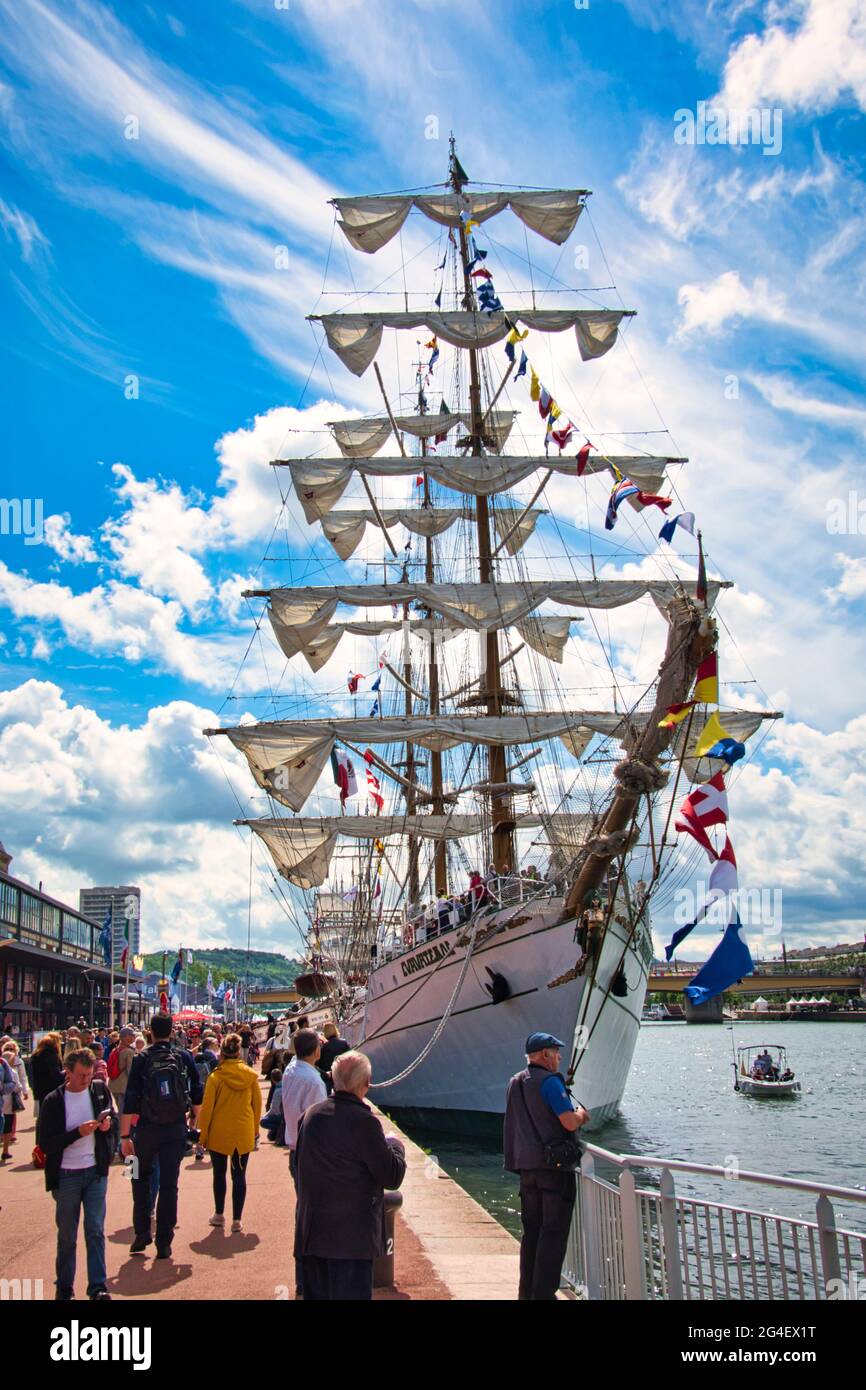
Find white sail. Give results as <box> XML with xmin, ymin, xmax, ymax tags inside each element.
<box><xmin>309</xmin><ymin>309</ymin><xmax>633</xmax><ymax>376</ymax></box>
<box><xmin>285</xmin><ymin>454</ymin><xmax>680</xmax><ymax>518</ymax></box>
<box><xmin>326</xmin><ymin>410</ymin><xmax>518</xmax><ymax>458</ymax></box>
<box><xmin>269</xmin><ymin>613</ymin><xmax>576</xmax><ymax>670</ymax></box>
<box><xmin>319</xmin><ymin>506</ymin><xmax>542</xmax><ymax>560</ymax></box>
<box><xmin>242</xmin><ymin>811</ymin><xmax>594</xmax><ymax>887</ymax></box>
<box><xmin>212</xmin><ymin>709</ymin><xmax>775</xmax><ymax>809</ymax></box>
<box><xmin>254</xmin><ymin>579</ymin><xmax>726</xmax><ymax>639</ymax></box>
<box><xmin>332</xmin><ymin>189</ymin><xmax>588</xmax><ymax>252</ymax></box>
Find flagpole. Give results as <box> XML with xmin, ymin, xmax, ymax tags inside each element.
<box><xmin>109</xmin><ymin>905</ymin><xmax>116</xmax><ymax>1032</ymax></box>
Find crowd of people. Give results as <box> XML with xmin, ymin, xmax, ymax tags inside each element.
<box><xmin>3</xmin><ymin>1007</ymin><xmax>588</xmax><ymax>1303</ymax></box>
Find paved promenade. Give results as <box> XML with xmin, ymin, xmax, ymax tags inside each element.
<box><xmin>0</xmin><ymin>1087</ymin><xmax>520</xmax><ymax>1302</ymax></box>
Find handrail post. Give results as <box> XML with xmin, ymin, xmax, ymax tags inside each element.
<box><xmin>619</xmin><ymin>1167</ymin><xmax>645</xmax><ymax>1299</ymax></box>
<box><xmin>816</xmin><ymin>1193</ymin><xmax>842</xmax><ymax>1296</ymax></box>
<box><xmin>579</xmin><ymin>1151</ymin><xmax>603</xmax><ymax>1300</ymax></box>
<box><xmin>659</xmin><ymin>1167</ymin><xmax>683</xmax><ymax>1300</ymax></box>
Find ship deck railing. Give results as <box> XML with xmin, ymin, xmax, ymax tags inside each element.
<box><xmin>563</xmin><ymin>1142</ymin><xmax>866</xmax><ymax>1301</ymax></box>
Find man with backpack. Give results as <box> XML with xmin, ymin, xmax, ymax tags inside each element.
<box><xmin>119</xmin><ymin>1013</ymin><xmax>204</xmax><ymax>1260</ymax></box>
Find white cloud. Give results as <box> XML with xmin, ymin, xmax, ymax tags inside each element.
<box><xmin>42</xmin><ymin>513</ymin><xmax>98</xmax><ymax>564</ymax></box>
<box><xmin>826</xmin><ymin>553</ymin><xmax>866</xmax><ymax>602</ymax></box>
<box><xmin>0</xmin><ymin>198</ymin><xmax>49</xmax><ymax>263</ymax></box>
<box><xmin>748</xmin><ymin>373</ymin><xmax>866</xmax><ymax>434</ymax></box>
<box><xmin>0</xmin><ymin>680</ymin><xmax>308</xmax><ymax>951</ymax></box>
<box><xmin>675</xmin><ymin>269</ymin><xmax>788</xmax><ymax>338</ymax></box>
<box><xmin>717</xmin><ymin>0</ymin><xmax>866</xmax><ymax>114</ymax></box>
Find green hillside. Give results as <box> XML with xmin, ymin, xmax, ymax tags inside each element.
<box><xmin>142</xmin><ymin>947</ymin><xmax>303</xmax><ymax>990</ymax></box>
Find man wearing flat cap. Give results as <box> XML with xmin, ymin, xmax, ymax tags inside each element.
<box><xmin>503</xmin><ymin>1031</ymin><xmax>590</xmax><ymax>1300</ymax></box>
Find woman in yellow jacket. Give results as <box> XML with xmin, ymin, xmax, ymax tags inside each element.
<box><xmin>198</xmin><ymin>1034</ymin><xmax>262</xmax><ymax>1232</ymax></box>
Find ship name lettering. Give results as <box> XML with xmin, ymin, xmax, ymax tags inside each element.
<box><xmin>401</xmin><ymin>940</ymin><xmax>453</xmax><ymax>977</ymax></box>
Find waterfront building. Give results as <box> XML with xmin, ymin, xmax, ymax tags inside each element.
<box><xmin>0</xmin><ymin>841</ymin><xmax>112</xmax><ymax>1037</ymax></box>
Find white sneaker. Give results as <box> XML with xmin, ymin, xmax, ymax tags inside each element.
<box><xmin>209</xmin><ymin>1214</ymin><xmax>225</xmax><ymax>1227</ymax></box>
<box><xmin>231</xmin><ymin>1219</ymin><xmax>242</xmax><ymax>1233</ymax></box>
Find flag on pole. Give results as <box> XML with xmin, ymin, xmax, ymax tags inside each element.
<box><xmin>659</xmin><ymin>511</ymin><xmax>696</xmax><ymax>544</ymax></box>
<box><xmin>674</xmin><ymin>771</ymin><xmax>728</xmax><ymax>856</ymax></box>
<box><xmin>696</xmin><ymin>530</ymin><xmax>708</xmax><ymax>606</ymax></box>
<box><xmin>658</xmin><ymin>701</ymin><xmax>696</xmax><ymax>729</ymax></box>
<box><xmin>207</xmin><ymin>968</ymin><xmax>214</xmax><ymax>997</ymax></box>
<box><xmin>704</xmin><ymin>736</ymin><xmax>746</xmax><ymax>765</ymax></box>
<box><xmin>330</xmin><ymin>748</ymin><xmax>357</xmax><ymax>805</ymax></box>
<box><xmin>694</xmin><ymin>711</ymin><xmax>735</xmax><ymax>759</ymax></box>
<box><xmin>99</xmin><ymin>910</ymin><xmax>113</xmax><ymax>967</ymax></box>
<box><xmin>683</xmin><ymin>908</ymin><xmax>754</xmax><ymax>1006</ymax></box>
<box><xmin>693</xmin><ymin>652</ymin><xmax>718</xmax><ymax>704</ymax></box>
<box><xmin>170</xmin><ymin>951</ymin><xmax>184</xmax><ymax>985</ymax></box>
<box><xmin>664</xmin><ymin>837</ymin><xmax>739</xmax><ymax>959</ymax></box>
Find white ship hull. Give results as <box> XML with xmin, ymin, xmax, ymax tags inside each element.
<box><xmin>343</xmin><ymin>895</ymin><xmax>652</xmax><ymax>1132</ymax></box>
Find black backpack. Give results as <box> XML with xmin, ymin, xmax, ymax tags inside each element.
<box><xmin>139</xmin><ymin>1044</ymin><xmax>190</xmax><ymax>1125</ymax></box>
<box><xmin>194</xmin><ymin>1050</ymin><xmax>217</xmax><ymax>1089</ymax></box>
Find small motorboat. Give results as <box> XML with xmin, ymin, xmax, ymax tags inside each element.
<box><xmin>733</xmin><ymin>1043</ymin><xmax>801</xmax><ymax>1097</ymax></box>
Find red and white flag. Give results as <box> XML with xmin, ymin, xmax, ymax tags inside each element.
<box><xmin>364</xmin><ymin>748</ymin><xmax>384</xmax><ymax>812</ymax></box>
<box><xmin>708</xmin><ymin>835</ymin><xmax>738</xmax><ymax>895</ymax></box>
<box><xmin>675</xmin><ymin>771</ymin><xmax>728</xmax><ymax>856</ymax></box>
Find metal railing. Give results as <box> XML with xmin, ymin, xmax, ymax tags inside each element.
<box><xmin>563</xmin><ymin>1143</ymin><xmax>866</xmax><ymax>1300</ymax></box>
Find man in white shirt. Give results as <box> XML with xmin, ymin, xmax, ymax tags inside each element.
<box><xmin>281</xmin><ymin>1029</ymin><xmax>326</xmax><ymax>1300</ymax></box>
<box><xmin>37</xmin><ymin>1048</ymin><xmax>115</xmax><ymax>1300</ymax></box>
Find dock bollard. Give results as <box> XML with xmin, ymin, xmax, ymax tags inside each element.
<box><xmin>373</xmin><ymin>1191</ymin><xmax>403</xmax><ymax>1288</ymax></box>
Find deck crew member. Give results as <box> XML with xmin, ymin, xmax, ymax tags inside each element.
<box><xmin>503</xmin><ymin>1031</ymin><xmax>590</xmax><ymax>1301</ymax></box>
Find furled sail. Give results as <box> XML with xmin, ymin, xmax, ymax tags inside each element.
<box><xmin>284</xmin><ymin>454</ymin><xmax>681</xmax><ymax>519</ymax></box>
<box><xmin>210</xmin><ymin>709</ymin><xmax>774</xmax><ymax>812</ymax></box>
<box><xmin>269</xmin><ymin>613</ymin><xmax>576</xmax><ymax>671</ymax></box>
<box><xmin>242</xmin><ymin>809</ymin><xmax>595</xmax><ymax>888</ymax></box>
<box><xmin>309</xmin><ymin>309</ymin><xmax>633</xmax><ymax>376</ymax></box>
<box><xmin>332</xmin><ymin>189</ymin><xmax>588</xmax><ymax>253</ymax></box>
<box><xmin>319</xmin><ymin>506</ymin><xmax>542</xmax><ymax>560</ymax></box>
<box><xmin>250</xmin><ymin>580</ymin><xmax>725</xmax><ymax>643</ymax></box>
<box><xmin>327</xmin><ymin>411</ymin><xmax>518</xmax><ymax>458</ymax></box>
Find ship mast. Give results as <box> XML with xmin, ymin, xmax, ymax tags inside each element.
<box><xmin>449</xmin><ymin>135</ymin><xmax>514</xmax><ymax>876</ymax></box>
<box><xmin>415</xmin><ymin>366</ymin><xmax>449</xmax><ymax>896</ymax></box>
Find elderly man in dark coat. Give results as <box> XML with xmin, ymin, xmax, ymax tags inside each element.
<box><xmin>294</xmin><ymin>1049</ymin><xmax>406</xmax><ymax>1301</ymax></box>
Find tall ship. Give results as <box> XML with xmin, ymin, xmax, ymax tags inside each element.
<box><xmin>206</xmin><ymin>140</ymin><xmax>778</xmax><ymax>1132</ymax></box>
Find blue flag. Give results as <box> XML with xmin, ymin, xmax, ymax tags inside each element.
<box><xmin>705</xmin><ymin>737</ymin><xmax>746</xmax><ymax>765</ymax></box>
<box><xmin>683</xmin><ymin>910</ymin><xmax>754</xmax><ymax>1006</ymax></box>
<box><xmin>514</xmin><ymin>350</ymin><xmax>528</xmax><ymax>380</ymax></box>
<box><xmin>99</xmin><ymin>910</ymin><xmax>113</xmax><ymax>966</ymax></box>
<box><xmin>170</xmin><ymin>951</ymin><xmax>183</xmax><ymax>985</ymax></box>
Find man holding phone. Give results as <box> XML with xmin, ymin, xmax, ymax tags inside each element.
<box><xmin>37</xmin><ymin>1047</ymin><xmax>117</xmax><ymax>1301</ymax></box>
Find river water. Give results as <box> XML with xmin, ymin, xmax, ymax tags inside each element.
<box><xmin>394</xmin><ymin>1022</ymin><xmax>866</xmax><ymax>1237</ymax></box>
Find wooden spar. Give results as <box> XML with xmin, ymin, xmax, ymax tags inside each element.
<box><xmin>383</xmin><ymin>659</ymin><xmax>426</xmax><ymax>702</ymax></box>
<box><xmin>360</xmin><ymin>475</ymin><xmax>398</xmax><ymax>556</ymax></box>
<box><xmin>373</xmin><ymin>363</ymin><xmax>407</xmax><ymax>458</ymax></box>
<box><xmin>338</xmin><ymin>737</ymin><xmax>453</xmax><ymax>806</ymax></box>
<box><xmin>441</xmin><ymin>641</ymin><xmax>524</xmax><ymax>703</ymax></box>
<box><xmin>479</xmin><ymin>358</ymin><xmax>515</xmax><ymax>434</ymax></box>
<box><xmin>509</xmin><ymin>745</ymin><xmax>543</xmax><ymax>772</ymax></box>
<box><xmin>491</xmin><ymin>473</ymin><xmax>552</xmax><ymax>558</ymax></box>
<box><xmin>452</xmin><ymin>144</ymin><xmax>513</xmax><ymax>876</ymax></box>
<box><xmin>563</xmin><ymin>595</ymin><xmax>717</xmax><ymax>917</ymax></box>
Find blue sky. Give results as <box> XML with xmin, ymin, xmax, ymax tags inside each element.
<box><xmin>1</xmin><ymin>0</ymin><xmax>865</xmax><ymax>958</ymax></box>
